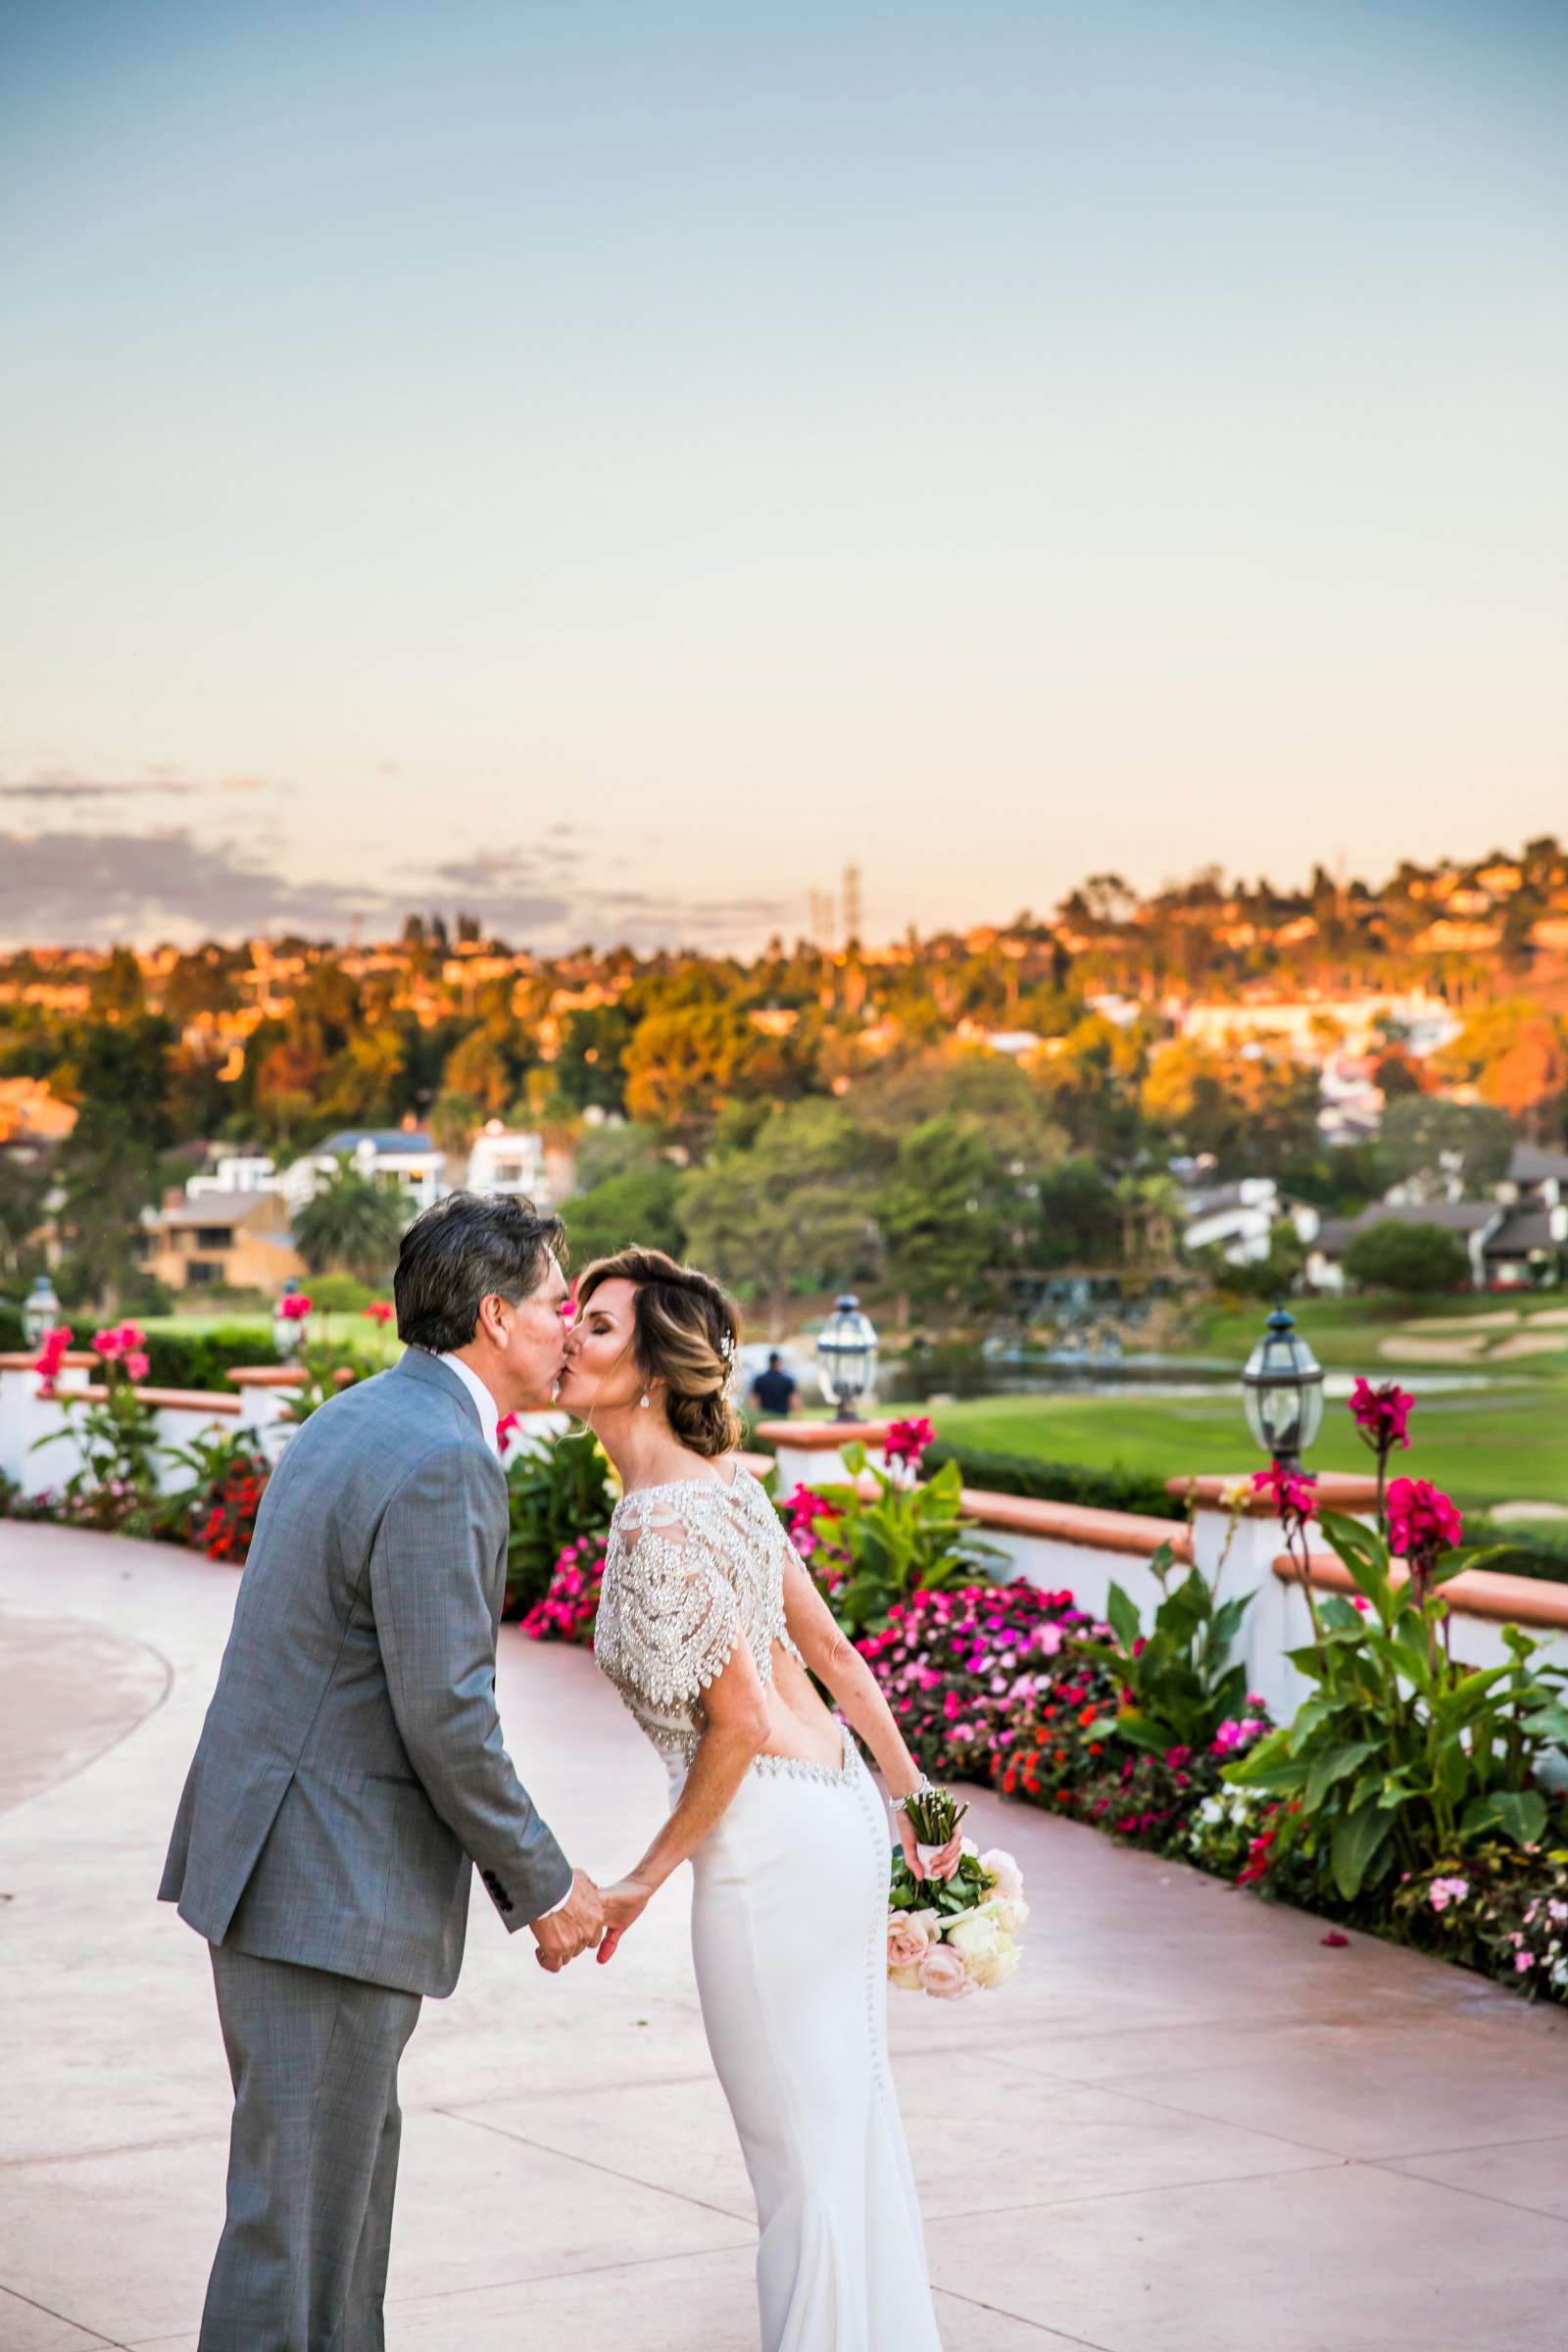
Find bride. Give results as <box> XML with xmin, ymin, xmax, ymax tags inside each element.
<box><xmin>556</xmin><ymin>1246</ymin><xmax>954</xmax><ymax>2352</ymax></box>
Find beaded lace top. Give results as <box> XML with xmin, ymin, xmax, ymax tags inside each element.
<box><xmin>595</xmin><ymin>1467</ymin><xmax>806</xmax><ymax>1764</ymax></box>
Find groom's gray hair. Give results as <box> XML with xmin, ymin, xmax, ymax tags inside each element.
<box><xmin>394</xmin><ymin>1191</ymin><xmax>566</xmax><ymax>1353</ymax></box>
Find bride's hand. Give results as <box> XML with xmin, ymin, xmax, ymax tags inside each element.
<box><xmin>897</xmin><ymin>1813</ymin><xmax>964</xmax><ymax>1885</ymax></box>
<box><xmin>597</xmin><ymin>1878</ymin><xmax>655</xmax><ymax>1964</ymax></box>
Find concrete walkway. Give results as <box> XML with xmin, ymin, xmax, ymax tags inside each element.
<box><xmin>2</xmin><ymin>1524</ymin><xmax>1567</xmax><ymax>2352</ymax></box>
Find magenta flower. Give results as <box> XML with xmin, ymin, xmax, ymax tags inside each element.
<box><xmin>884</xmin><ymin>1416</ymin><xmax>936</xmax><ymax>1473</ymax></box>
<box><xmin>363</xmin><ymin>1300</ymin><xmax>394</xmax><ymax>1325</ymax></box>
<box><xmin>278</xmin><ymin>1292</ymin><xmax>312</xmax><ymax>1322</ymax></box>
<box><xmin>781</xmin><ymin>1483</ymin><xmax>840</xmax><ymax>1550</ymax></box>
<box><xmin>1251</xmin><ymin>1462</ymin><xmax>1318</xmax><ymax>1522</ymax></box>
<box><xmin>1386</xmin><ymin>1476</ymin><xmax>1463</xmax><ymax>1572</ymax></box>
<box><xmin>31</xmin><ymin>1323</ymin><xmax>74</xmax><ymax>1396</ymax></box>
<box><xmin>1348</xmin><ymin>1377</ymin><xmax>1413</xmax><ymax>1452</ymax></box>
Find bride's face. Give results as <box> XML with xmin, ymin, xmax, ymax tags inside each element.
<box><xmin>557</xmin><ymin>1278</ymin><xmax>646</xmax><ymax>1417</ymax></box>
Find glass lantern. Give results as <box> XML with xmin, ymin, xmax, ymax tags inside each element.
<box><xmin>1242</xmin><ymin>1300</ymin><xmax>1324</xmax><ymax>1468</ymax></box>
<box><xmin>22</xmin><ymin>1273</ymin><xmax>62</xmax><ymax>1349</ymax></box>
<box><xmin>815</xmin><ymin>1293</ymin><xmax>879</xmax><ymax>1423</ymax></box>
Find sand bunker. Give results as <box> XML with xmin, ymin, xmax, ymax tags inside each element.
<box><xmin>1378</xmin><ymin>1335</ymin><xmax>1486</xmax><ymax>1362</ymax></box>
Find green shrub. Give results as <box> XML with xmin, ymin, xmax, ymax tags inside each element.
<box><xmin>503</xmin><ymin>1429</ymin><xmax>617</xmax><ymax>1619</ymax></box>
<box><xmin>923</xmin><ymin>1441</ymin><xmax>1186</xmax><ymax>1522</ymax></box>
<box><xmin>141</xmin><ymin>1324</ymin><xmax>280</xmax><ymax>1393</ymax></box>
<box><xmin>1456</xmin><ymin>1520</ymin><xmax>1568</xmax><ymax>1587</ymax></box>
<box><xmin>0</xmin><ymin>1303</ymin><xmax>24</xmax><ymax>1352</ymax></box>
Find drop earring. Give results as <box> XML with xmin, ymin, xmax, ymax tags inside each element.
<box><xmin>639</xmin><ymin>1391</ymin><xmax>651</xmax><ymax>1410</ymax></box>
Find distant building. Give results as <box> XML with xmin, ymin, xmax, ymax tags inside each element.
<box><xmin>466</xmin><ymin>1123</ymin><xmax>550</xmax><ymax>1205</ymax></box>
<box><xmin>282</xmin><ymin>1129</ymin><xmax>445</xmax><ymax>1217</ymax></box>
<box><xmin>144</xmin><ymin>1190</ymin><xmax>306</xmax><ymax>1295</ymax></box>
<box><xmin>186</xmin><ymin>1150</ymin><xmax>277</xmax><ymax>1199</ymax></box>
<box><xmin>1307</xmin><ymin>1202</ymin><xmax>1502</xmax><ymax>1295</ymax></box>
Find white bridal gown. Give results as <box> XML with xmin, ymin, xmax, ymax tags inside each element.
<box><xmin>594</xmin><ymin>1466</ymin><xmax>944</xmax><ymax>2352</ymax></box>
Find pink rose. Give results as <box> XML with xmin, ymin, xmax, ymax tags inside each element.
<box><xmin>918</xmin><ymin>1941</ymin><xmax>976</xmax><ymax>2001</ymax></box>
<box><xmin>887</xmin><ymin>1912</ymin><xmax>937</xmax><ymax>1973</ymax></box>
<box><xmin>123</xmin><ymin>1350</ymin><xmax>150</xmax><ymax>1382</ymax></box>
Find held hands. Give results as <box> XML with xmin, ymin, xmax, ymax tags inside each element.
<box><xmin>530</xmin><ymin>1869</ymin><xmax>605</xmax><ymax>1972</ymax></box>
<box><xmin>897</xmin><ymin>1810</ymin><xmax>964</xmax><ymax>1885</ymax></box>
<box><xmin>596</xmin><ymin>1878</ymin><xmax>656</xmax><ymax>1966</ymax></box>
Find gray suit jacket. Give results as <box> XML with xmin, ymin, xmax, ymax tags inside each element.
<box><xmin>159</xmin><ymin>1348</ymin><xmax>573</xmax><ymax>1997</ymax></box>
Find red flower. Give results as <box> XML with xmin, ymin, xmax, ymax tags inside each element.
<box><xmin>363</xmin><ymin>1301</ymin><xmax>394</xmax><ymax>1325</ymax></box>
<box><xmin>278</xmin><ymin>1293</ymin><xmax>312</xmax><ymax>1321</ymax></box>
<box><xmin>1386</xmin><ymin>1476</ymin><xmax>1463</xmax><ymax>1571</ymax></box>
<box><xmin>123</xmin><ymin>1349</ymin><xmax>151</xmax><ymax>1382</ymax></box>
<box><xmin>1320</xmin><ymin>1932</ymin><xmax>1349</xmax><ymax>1948</ymax></box>
<box><xmin>1252</xmin><ymin>1461</ymin><xmax>1318</xmax><ymax>1522</ymax></box>
<box><xmin>32</xmin><ymin>1324</ymin><xmax>74</xmax><ymax>1385</ymax></box>
<box><xmin>495</xmin><ymin>1410</ymin><xmax>520</xmax><ymax>1454</ymax></box>
<box><xmin>1348</xmin><ymin>1377</ymin><xmax>1413</xmax><ymax>1452</ymax></box>
<box><xmin>884</xmin><ymin>1416</ymin><xmax>935</xmax><ymax>1473</ymax></box>
<box><xmin>782</xmin><ymin>1484</ymin><xmax>840</xmax><ymax>1549</ymax></box>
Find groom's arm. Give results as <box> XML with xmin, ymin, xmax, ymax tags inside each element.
<box><xmin>369</xmin><ymin>1442</ymin><xmax>575</xmax><ymax>1930</ymax></box>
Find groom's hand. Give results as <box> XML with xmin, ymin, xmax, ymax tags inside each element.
<box><xmin>530</xmin><ymin>1870</ymin><xmax>605</xmax><ymax>1972</ymax></box>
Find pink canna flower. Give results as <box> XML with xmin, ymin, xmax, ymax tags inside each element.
<box><xmin>1252</xmin><ymin>1461</ymin><xmax>1318</xmax><ymax>1522</ymax></box>
<box><xmin>1386</xmin><ymin>1477</ymin><xmax>1463</xmax><ymax>1573</ymax></box>
<box><xmin>884</xmin><ymin>1416</ymin><xmax>936</xmax><ymax>1473</ymax></box>
<box><xmin>1348</xmin><ymin>1377</ymin><xmax>1413</xmax><ymax>1452</ymax></box>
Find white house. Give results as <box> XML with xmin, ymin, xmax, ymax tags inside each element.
<box><xmin>186</xmin><ymin>1150</ymin><xmax>278</xmax><ymax>1200</ymax></box>
<box><xmin>1179</xmin><ymin>1177</ymin><xmax>1319</xmax><ymax>1266</ymax></box>
<box><xmin>282</xmin><ymin>1129</ymin><xmax>445</xmax><ymax>1217</ymax></box>
<box><xmin>466</xmin><ymin>1122</ymin><xmax>550</xmax><ymax>1205</ymax></box>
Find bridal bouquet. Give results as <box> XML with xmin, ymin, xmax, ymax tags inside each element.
<box><xmin>887</xmin><ymin>1788</ymin><xmax>1027</xmax><ymax>2000</ymax></box>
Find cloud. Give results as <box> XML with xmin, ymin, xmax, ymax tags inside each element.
<box><xmin>0</xmin><ymin>775</ymin><xmax>198</xmax><ymax>802</ymax></box>
<box><xmin>0</xmin><ymin>828</ymin><xmax>398</xmax><ymax>945</ymax></box>
<box><xmin>0</xmin><ymin>826</ymin><xmax>796</xmax><ymax>954</ymax></box>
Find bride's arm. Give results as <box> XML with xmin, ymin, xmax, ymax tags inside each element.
<box><xmin>599</xmin><ymin>1642</ymin><xmax>770</xmax><ymax>1963</ymax></box>
<box><xmin>779</xmin><ymin>1550</ymin><xmax>923</xmax><ymax>1801</ymax></box>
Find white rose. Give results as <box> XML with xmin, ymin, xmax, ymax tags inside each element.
<box><xmin>969</xmin><ymin>1939</ymin><xmax>1022</xmax><ymax>1991</ymax></box>
<box><xmin>991</xmin><ymin>1891</ymin><xmax>1029</xmax><ymax>1937</ymax></box>
<box><xmin>944</xmin><ymin>1907</ymin><xmax>1004</xmax><ymax>1971</ymax></box>
<box><xmin>979</xmin><ymin>1848</ymin><xmax>1024</xmax><ymax>1902</ymax></box>
<box><xmin>889</xmin><ymin>1961</ymin><xmax>925</xmax><ymax>1992</ymax></box>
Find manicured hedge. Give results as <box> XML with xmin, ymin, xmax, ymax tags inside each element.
<box><xmin>0</xmin><ymin>1303</ymin><xmax>24</xmax><ymax>1352</ymax></box>
<box><xmin>1459</xmin><ymin>1520</ymin><xmax>1568</xmax><ymax>1588</ymax></box>
<box><xmin>141</xmin><ymin>1324</ymin><xmax>281</xmax><ymax>1392</ymax></box>
<box><xmin>923</xmin><ymin>1441</ymin><xmax>1187</xmax><ymax>1522</ymax></box>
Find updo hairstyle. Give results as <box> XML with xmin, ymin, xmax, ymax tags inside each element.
<box><xmin>574</xmin><ymin>1246</ymin><xmax>743</xmax><ymax>1458</ymax></box>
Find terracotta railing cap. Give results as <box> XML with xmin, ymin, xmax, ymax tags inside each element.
<box><xmin>1170</xmin><ymin>1472</ymin><xmax>1381</xmax><ymax>1518</ymax></box>
<box><xmin>70</xmin><ymin>1383</ymin><xmax>244</xmax><ymax>1416</ymax></box>
<box><xmin>960</xmin><ymin>1487</ymin><xmax>1192</xmax><ymax>1562</ymax></box>
<box><xmin>226</xmin><ymin>1365</ymin><xmax>309</xmax><ymax>1388</ymax></box>
<box><xmin>1271</xmin><ymin>1549</ymin><xmax>1568</xmax><ymax>1632</ymax></box>
<box><xmin>0</xmin><ymin>1349</ymin><xmax>98</xmax><ymax>1372</ymax></box>
<box><xmin>755</xmin><ymin>1417</ymin><xmax>893</xmax><ymax>1447</ymax></box>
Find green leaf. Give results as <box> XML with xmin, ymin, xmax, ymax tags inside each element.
<box><xmin>1463</xmin><ymin>1789</ymin><xmax>1547</xmax><ymax>1849</ymax></box>
<box><xmin>1106</xmin><ymin>1582</ymin><xmax>1142</xmax><ymax>1652</ymax></box>
<box><xmin>1302</xmin><ymin>1739</ymin><xmax>1384</xmax><ymax>1814</ymax></box>
<box><xmin>1332</xmin><ymin>1806</ymin><xmax>1393</xmax><ymax>1900</ymax></box>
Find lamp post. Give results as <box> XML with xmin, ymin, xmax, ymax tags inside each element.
<box><xmin>22</xmin><ymin>1274</ymin><xmax>62</xmax><ymax>1349</ymax></box>
<box><xmin>273</xmin><ymin>1280</ymin><xmax>308</xmax><ymax>1362</ymax></box>
<box><xmin>1242</xmin><ymin>1298</ymin><xmax>1324</xmax><ymax>1472</ymax></box>
<box><xmin>815</xmin><ymin>1293</ymin><xmax>878</xmax><ymax>1423</ymax></box>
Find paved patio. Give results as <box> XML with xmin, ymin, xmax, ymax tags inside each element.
<box><xmin>2</xmin><ymin>1522</ymin><xmax>1567</xmax><ymax>2352</ymax></box>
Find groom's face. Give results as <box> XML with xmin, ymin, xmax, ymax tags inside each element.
<box><xmin>487</xmin><ymin>1251</ymin><xmax>572</xmax><ymax>1412</ymax></box>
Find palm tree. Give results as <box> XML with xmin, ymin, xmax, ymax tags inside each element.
<box><xmin>292</xmin><ymin>1156</ymin><xmax>407</xmax><ymax>1285</ymax></box>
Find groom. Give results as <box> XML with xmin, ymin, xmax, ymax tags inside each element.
<box><xmin>160</xmin><ymin>1191</ymin><xmax>603</xmax><ymax>2350</ymax></box>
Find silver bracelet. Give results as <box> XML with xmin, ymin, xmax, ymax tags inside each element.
<box><xmin>890</xmin><ymin>1779</ymin><xmax>937</xmax><ymax>1815</ymax></box>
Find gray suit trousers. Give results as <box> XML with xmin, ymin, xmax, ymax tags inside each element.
<box><xmin>199</xmin><ymin>1944</ymin><xmax>421</xmax><ymax>2352</ymax></box>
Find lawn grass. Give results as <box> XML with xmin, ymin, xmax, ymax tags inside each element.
<box><xmin>883</xmin><ymin>1384</ymin><xmax>1568</xmax><ymax>1512</ymax></box>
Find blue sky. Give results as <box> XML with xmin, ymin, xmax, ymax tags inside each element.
<box><xmin>2</xmin><ymin>0</ymin><xmax>1564</xmax><ymax>950</ymax></box>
